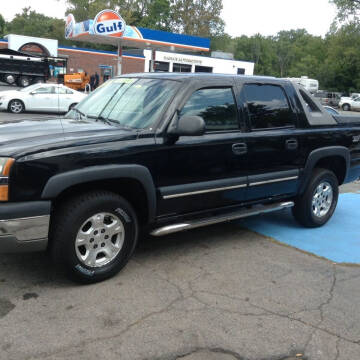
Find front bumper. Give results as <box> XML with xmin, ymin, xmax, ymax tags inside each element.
<box><xmin>0</xmin><ymin>201</ymin><xmax>51</xmax><ymax>253</ymax></box>
<box><xmin>0</xmin><ymin>100</ymin><xmax>9</xmax><ymax>111</ymax></box>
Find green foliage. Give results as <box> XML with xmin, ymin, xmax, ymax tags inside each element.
<box><xmin>6</xmin><ymin>8</ymin><xmax>65</xmax><ymax>41</ymax></box>
<box><xmin>169</xmin><ymin>0</ymin><xmax>224</xmax><ymax>37</ymax></box>
<box><xmin>0</xmin><ymin>14</ymin><xmax>5</xmax><ymax>38</ymax></box>
<box><xmin>64</xmin><ymin>0</ymin><xmax>224</xmax><ymax>35</ymax></box>
<box><xmin>331</xmin><ymin>0</ymin><xmax>360</xmax><ymax>23</ymax></box>
<box><xmin>211</xmin><ymin>27</ymin><xmax>360</xmax><ymax>92</ymax></box>
<box><xmin>2</xmin><ymin>2</ymin><xmax>360</xmax><ymax>92</ymax></box>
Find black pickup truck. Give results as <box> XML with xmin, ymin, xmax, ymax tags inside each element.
<box><xmin>1</xmin><ymin>73</ymin><xmax>360</xmax><ymax>283</ymax></box>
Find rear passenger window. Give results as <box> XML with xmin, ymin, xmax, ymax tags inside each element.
<box><xmin>180</xmin><ymin>88</ymin><xmax>238</xmax><ymax>131</ymax></box>
<box><xmin>244</xmin><ymin>84</ymin><xmax>293</xmax><ymax>129</ymax></box>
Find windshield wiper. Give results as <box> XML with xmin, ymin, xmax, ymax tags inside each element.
<box><xmin>88</xmin><ymin>115</ymin><xmax>135</xmax><ymax>130</ymax></box>
<box><xmin>72</xmin><ymin>108</ymin><xmax>87</xmax><ymax>120</ymax></box>
<box><xmin>88</xmin><ymin>115</ymin><xmax>112</xmax><ymax>125</ymax></box>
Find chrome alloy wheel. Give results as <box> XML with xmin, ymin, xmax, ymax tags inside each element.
<box><xmin>10</xmin><ymin>100</ymin><xmax>23</xmax><ymax>113</ymax></box>
<box><xmin>75</xmin><ymin>212</ymin><xmax>125</xmax><ymax>268</ymax></box>
<box><xmin>312</xmin><ymin>181</ymin><xmax>333</xmax><ymax>218</ymax></box>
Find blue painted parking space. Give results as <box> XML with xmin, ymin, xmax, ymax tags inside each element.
<box><xmin>239</xmin><ymin>193</ymin><xmax>360</xmax><ymax>264</ymax></box>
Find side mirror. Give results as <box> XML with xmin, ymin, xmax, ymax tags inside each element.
<box><xmin>168</xmin><ymin>115</ymin><xmax>205</xmax><ymax>137</ymax></box>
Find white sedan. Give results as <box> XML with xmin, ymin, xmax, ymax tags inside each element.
<box><xmin>339</xmin><ymin>96</ymin><xmax>360</xmax><ymax>112</ymax></box>
<box><xmin>0</xmin><ymin>83</ymin><xmax>87</xmax><ymax>114</ymax></box>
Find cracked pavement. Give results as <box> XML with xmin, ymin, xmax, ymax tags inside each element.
<box><xmin>0</xmin><ymin>154</ymin><xmax>360</xmax><ymax>359</ymax></box>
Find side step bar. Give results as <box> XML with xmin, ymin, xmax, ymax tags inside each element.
<box><xmin>151</xmin><ymin>201</ymin><xmax>294</xmax><ymax>237</ymax></box>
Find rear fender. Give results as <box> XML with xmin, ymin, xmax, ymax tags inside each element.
<box><xmin>299</xmin><ymin>146</ymin><xmax>350</xmax><ymax>194</ymax></box>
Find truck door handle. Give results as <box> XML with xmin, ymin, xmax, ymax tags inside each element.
<box><xmin>285</xmin><ymin>139</ymin><xmax>298</xmax><ymax>150</ymax></box>
<box><xmin>232</xmin><ymin>143</ymin><xmax>247</xmax><ymax>155</ymax></box>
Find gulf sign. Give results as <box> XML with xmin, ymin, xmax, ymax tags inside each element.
<box><xmin>65</xmin><ymin>14</ymin><xmax>75</xmax><ymax>39</ymax></box>
<box><xmin>93</xmin><ymin>10</ymin><xmax>126</xmax><ymax>37</ymax></box>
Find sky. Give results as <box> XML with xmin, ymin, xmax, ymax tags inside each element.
<box><xmin>1</xmin><ymin>0</ymin><xmax>338</xmax><ymax>38</ymax></box>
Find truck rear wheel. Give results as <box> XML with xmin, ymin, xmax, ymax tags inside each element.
<box><xmin>33</xmin><ymin>77</ymin><xmax>44</xmax><ymax>84</ymax></box>
<box><xmin>51</xmin><ymin>190</ymin><xmax>139</xmax><ymax>283</ymax></box>
<box><xmin>18</xmin><ymin>76</ymin><xmax>31</xmax><ymax>87</ymax></box>
<box><xmin>292</xmin><ymin>168</ymin><xmax>338</xmax><ymax>228</ymax></box>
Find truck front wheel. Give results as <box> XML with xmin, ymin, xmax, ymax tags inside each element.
<box><xmin>342</xmin><ymin>104</ymin><xmax>351</xmax><ymax>111</ymax></box>
<box><xmin>292</xmin><ymin>168</ymin><xmax>339</xmax><ymax>228</ymax></box>
<box><xmin>18</xmin><ymin>76</ymin><xmax>31</xmax><ymax>87</ymax></box>
<box><xmin>5</xmin><ymin>74</ymin><xmax>16</xmax><ymax>85</ymax></box>
<box><xmin>51</xmin><ymin>191</ymin><xmax>139</xmax><ymax>283</ymax></box>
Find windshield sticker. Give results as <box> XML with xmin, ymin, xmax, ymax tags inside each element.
<box><xmin>113</xmin><ymin>78</ymin><xmax>136</xmax><ymax>84</ymax></box>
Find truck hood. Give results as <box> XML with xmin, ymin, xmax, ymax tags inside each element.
<box><xmin>0</xmin><ymin>116</ymin><xmax>138</xmax><ymax>157</ymax></box>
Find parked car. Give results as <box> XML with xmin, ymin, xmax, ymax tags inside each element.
<box><xmin>350</xmin><ymin>93</ymin><xmax>360</xmax><ymax>99</ymax></box>
<box><xmin>338</xmin><ymin>96</ymin><xmax>360</xmax><ymax>111</ymax></box>
<box><xmin>314</xmin><ymin>91</ymin><xmax>341</xmax><ymax>107</ymax></box>
<box><xmin>0</xmin><ymin>83</ymin><xmax>86</xmax><ymax>114</ymax></box>
<box><xmin>323</xmin><ymin>106</ymin><xmax>339</xmax><ymax>115</ymax></box>
<box><xmin>0</xmin><ymin>73</ymin><xmax>360</xmax><ymax>283</ymax></box>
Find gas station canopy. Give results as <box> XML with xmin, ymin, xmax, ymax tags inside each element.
<box><xmin>65</xmin><ymin>10</ymin><xmax>210</xmax><ymax>53</ymax></box>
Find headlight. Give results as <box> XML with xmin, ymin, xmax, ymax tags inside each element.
<box><xmin>0</xmin><ymin>158</ymin><xmax>15</xmax><ymax>201</ymax></box>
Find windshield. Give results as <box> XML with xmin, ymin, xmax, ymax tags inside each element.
<box><xmin>66</xmin><ymin>77</ymin><xmax>178</xmax><ymax>129</ymax></box>
<box><xmin>19</xmin><ymin>84</ymin><xmax>41</xmax><ymax>92</ymax></box>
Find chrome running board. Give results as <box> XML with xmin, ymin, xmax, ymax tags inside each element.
<box><xmin>151</xmin><ymin>201</ymin><xmax>294</xmax><ymax>237</ymax></box>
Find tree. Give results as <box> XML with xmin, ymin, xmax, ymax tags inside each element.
<box><xmin>65</xmin><ymin>0</ymin><xmax>224</xmax><ymax>37</ymax></box>
<box><xmin>6</xmin><ymin>8</ymin><xmax>66</xmax><ymax>42</ymax></box>
<box><xmin>331</xmin><ymin>0</ymin><xmax>360</xmax><ymax>22</ymax></box>
<box><xmin>321</xmin><ymin>23</ymin><xmax>360</xmax><ymax>92</ymax></box>
<box><xmin>169</xmin><ymin>0</ymin><xmax>224</xmax><ymax>37</ymax></box>
<box><xmin>0</xmin><ymin>14</ymin><xmax>5</xmax><ymax>38</ymax></box>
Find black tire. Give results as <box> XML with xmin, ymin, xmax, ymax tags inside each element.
<box><xmin>4</xmin><ymin>74</ymin><xmax>16</xmax><ymax>85</ymax></box>
<box><xmin>292</xmin><ymin>168</ymin><xmax>339</xmax><ymax>228</ymax></box>
<box><xmin>8</xmin><ymin>99</ymin><xmax>25</xmax><ymax>114</ymax></box>
<box><xmin>68</xmin><ymin>103</ymin><xmax>77</xmax><ymax>111</ymax></box>
<box><xmin>18</xmin><ymin>76</ymin><xmax>31</xmax><ymax>87</ymax></box>
<box><xmin>50</xmin><ymin>190</ymin><xmax>139</xmax><ymax>284</ymax></box>
<box><xmin>33</xmin><ymin>77</ymin><xmax>44</xmax><ymax>84</ymax></box>
<box><xmin>342</xmin><ymin>104</ymin><xmax>350</xmax><ymax>111</ymax></box>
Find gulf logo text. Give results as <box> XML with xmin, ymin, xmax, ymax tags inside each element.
<box><xmin>93</xmin><ymin>10</ymin><xmax>126</xmax><ymax>37</ymax></box>
<box><xmin>96</xmin><ymin>21</ymin><xmax>125</xmax><ymax>35</ymax></box>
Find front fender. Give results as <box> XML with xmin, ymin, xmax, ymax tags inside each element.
<box><xmin>41</xmin><ymin>164</ymin><xmax>157</xmax><ymax>222</ymax></box>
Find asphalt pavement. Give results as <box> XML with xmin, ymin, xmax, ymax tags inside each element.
<box><xmin>1</xmin><ymin>184</ymin><xmax>360</xmax><ymax>360</ymax></box>
<box><xmin>0</xmin><ymin>97</ymin><xmax>360</xmax><ymax>360</ymax></box>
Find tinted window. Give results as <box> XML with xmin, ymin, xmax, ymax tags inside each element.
<box><xmin>173</xmin><ymin>63</ymin><xmax>191</xmax><ymax>72</ymax></box>
<box><xmin>154</xmin><ymin>61</ymin><xmax>169</xmax><ymax>72</ymax></box>
<box><xmin>55</xmin><ymin>87</ymin><xmax>67</xmax><ymax>94</ymax></box>
<box><xmin>195</xmin><ymin>65</ymin><xmax>213</xmax><ymax>73</ymax></box>
<box><xmin>300</xmin><ymin>89</ymin><xmax>321</xmax><ymax>113</ymax></box>
<box><xmin>244</xmin><ymin>84</ymin><xmax>293</xmax><ymax>129</ymax></box>
<box><xmin>180</xmin><ymin>88</ymin><xmax>238</xmax><ymax>131</ymax></box>
<box><xmin>33</xmin><ymin>87</ymin><xmax>53</xmax><ymax>94</ymax></box>
<box><xmin>314</xmin><ymin>92</ymin><xmax>323</xmax><ymax>98</ymax></box>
